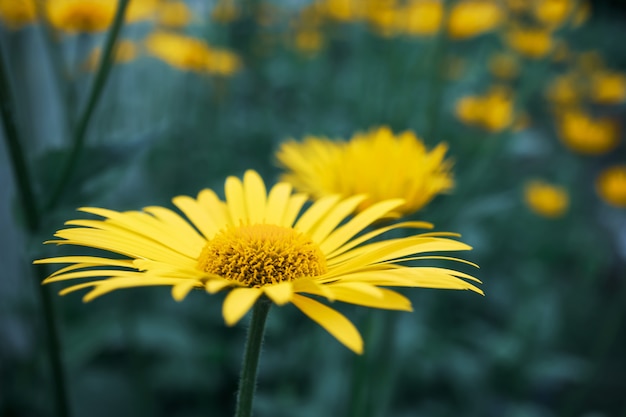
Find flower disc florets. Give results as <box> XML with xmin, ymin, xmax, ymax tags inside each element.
<box><xmin>197</xmin><ymin>224</ymin><xmax>327</xmax><ymax>287</ymax></box>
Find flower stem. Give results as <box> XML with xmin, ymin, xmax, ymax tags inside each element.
<box><xmin>0</xmin><ymin>45</ymin><xmax>39</xmax><ymax>232</ymax></box>
<box><xmin>0</xmin><ymin>44</ymin><xmax>71</xmax><ymax>417</ymax></box>
<box><xmin>235</xmin><ymin>299</ymin><xmax>271</xmax><ymax>417</ymax></box>
<box><xmin>45</xmin><ymin>0</ymin><xmax>130</xmax><ymax>210</ymax></box>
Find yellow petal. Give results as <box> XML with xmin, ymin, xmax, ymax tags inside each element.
<box><xmin>319</xmin><ymin>198</ymin><xmax>406</xmax><ymax>255</ymax></box>
<box><xmin>205</xmin><ymin>278</ymin><xmax>234</xmax><ymax>294</ymax></box>
<box><xmin>309</xmin><ymin>195</ymin><xmax>367</xmax><ymax>243</ymax></box>
<box><xmin>222</xmin><ymin>287</ymin><xmax>262</xmax><ymax>325</ymax></box>
<box><xmin>197</xmin><ymin>189</ymin><xmax>230</xmax><ymax>229</ymax></box>
<box><xmin>225</xmin><ymin>175</ymin><xmax>247</xmax><ymax>225</ymax></box>
<box><xmin>291</xmin><ymin>294</ymin><xmax>363</xmax><ymax>354</ymax></box>
<box><xmin>294</xmin><ymin>195</ymin><xmax>341</xmax><ymax>234</ymax></box>
<box><xmin>263</xmin><ymin>282</ymin><xmax>293</xmax><ymax>305</ymax></box>
<box><xmin>172</xmin><ymin>195</ymin><xmax>221</xmax><ymax>239</ymax></box>
<box><xmin>326</xmin><ymin>283</ymin><xmax>413</xmax><ymax>311</ymax></box>
<box><xmin>243</xmin><ymin>170</ymin><xmax>267</xmax><ymax>224</ymax></box>
<box><xmin>265</xmin><ymin>182</ymin><xmax>293</xmax><ymax>224</ymax></box>
<box><xmin>172</xmin><ymin>281</ymin><xmax>199</xmax><ymax>301</ymax></box>
<box><xmin>281</xmin><ymin>193</ymin><xmax>308</xmax><ymax>227</ymax></box>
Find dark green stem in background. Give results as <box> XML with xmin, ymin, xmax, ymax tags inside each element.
<box><xmin>235</xmin><ymin>299</ymin><xmax>271</xmax><ymax>417</ymax></box>
<box><xmin>45</xmin><ymin>0</ymin><xmax>130</xmax><ymax>210</ymax></box>
<box><xmin>0</xmin><ymin>44</ymin><xmax>70</xmax><ymax>417</ymax></box>
<box><xmin>0</xmin><ymin>46</ymin><xmax>39</xmax><ymax>231</ymax></box>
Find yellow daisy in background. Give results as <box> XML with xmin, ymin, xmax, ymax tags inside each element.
<box><xmin>0</xmin><ymin>0</ymin><xmax>37</xmax><ymax>30</ymax></box>
<box><xmin>276</xmin><ymin>126</ymin><xmax>454</xmax><ymax>217</ymax></box>
<box><xmin>524</xmin><ymin>180</ymin><xmax>569</xmax><ymax>218</ymax></box>
<box><xmin>36</xmin><ymin>171</ymin><xmax>481</xmax><ymax>354</ymax></box>
<box><xmin>596</xmin><ymin>165</ymin><xmax>626</xmax><ymax>208</ymax></box>
<box><xmin>556</xmin><ymin>109</ymin><xmax>619</xmax><ymax>155</ymax></box>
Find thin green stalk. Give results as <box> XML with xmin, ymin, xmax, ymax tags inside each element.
<box><xmin>45</xmin><ymin>0</ymin><xmax>130</xmax><ymax>210</ymax></box>
<box><xmin>0</xmin><ymin>45</ymin><xmax>39</xmax><ymax>231</ymax></box>
<box><xmin>0</xmin><ymin>44</ymin><xmax>71</xmax><ymax>417</ymax></box>
<box><xmin>235</xmin><ymin>299</ymin><xmax>271</xmax><ymax>417</ymax></box>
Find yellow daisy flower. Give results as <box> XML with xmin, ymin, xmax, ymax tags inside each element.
<box><xmin>276</xmin><ymin>126</ymin><xmax>454</xmax><ymax>217</ymax></box>
<box><xmin>0</xmin><ymin>0</ymin><xmax>37</xmax><ymax>30</ymax></box>
<box><xmin>36</xmin><ymin>171</ymin><xmax>481</xmax><ymax>354</ymax></box>
<box><xmin>524</xmin><ymin>180</ymin><xmax>569</xmax><ymax>218</ymax></box>
<box><xmin>596</xmin><ymin>165</ymin><xmax>626</xmax><ymax>208</ymax></box>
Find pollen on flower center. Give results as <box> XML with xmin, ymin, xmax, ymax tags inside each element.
<box><xmin>197</xmin><ymin>224</ymin><xmax>327</xmax><ymax>287</ymax></box>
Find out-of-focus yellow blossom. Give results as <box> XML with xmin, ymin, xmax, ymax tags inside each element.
<box><xmin>596</xmin><ymin>165</ymin><xmax>626</xmax><ymax>208</ymax></box>
<box><xmin>589</xmin><ymin>72</ymin><xmax>626</xmax><ymax>104</ymax></box>
<box><xmin>572</xmin><ymin>0</ymin><xmax>591</xmax><ymax>27</ymax></box>
<box><xmin>366</xmin><ymin>0</ymin><xmax>400</xmax><ymax>38</ymax></box>
<box><xmin>319</xmin><ymin>0</ymin><xmax>363</xmax><ymax>22</ymax></box>
<box><xmin>46</xmin><ymin>0</ymin><xmax>156</xmax><ymax>33</ymax></box>
<box><xmin>455</xmin><ymin>86</ymin><xmax>514</xmax><ymax>132</ymax></box>
<box><xmin>557</xmin><ymin>109</ymin><xmax>619</xmax><ymax>155</ymax></box>
<box><xmin>294</xmin><ymin>29</ymin><xmax>324</xmax><ymax>54</ymax></box>
<box><xmin>276</xmin><ymin>126</ymin><xmax>453</xmax><ymax>216</ymax></box>
<box><xmin>211</xmin><ymin>0</ymin><xmax>240</xmax><ymax>23</ymax></box>
<box><xmin>46</xmin><ymin>0</ymin><xmax>116</xmax><ymax>32</ymax></box>
<box><xmin>489</xmin><ymin>53</ymin><xmax>520</xmax><ymax>79</ymax></box>
<box><xmin>524</xmin><ymin>180</ymin><xmax>569</xmax><ymax>218</ymax></box>
<box><xmin>533</xmin><ymin>0</ymin><xmax>572</xmax><ymax>27</ymax></box>
<box><xmin>506</xmin><ymin>28</ymin><xmax>553</xmax><ymax>59</ymax></box>
<box><xmin>447</xmin><ymin>0</ymin><xmax>503</xmax><ymax>39</ymax></box>
<box><xmin>546</xmin><ymin>73</ymin><xmax>582</xmax><ymax>106</ymax></box>
<box><xmin>403</xmin><ymin>0</ymin><xmax>442</xmax><ymax>36</ymax></box>
<box><xmin>157</xmin><ymin>1</ymin><xmax>193</xmax><ymax>28</ymax></box>
<box><xmin>0</xmin><ymin>0</ymin><xmax>36</xmax><ymax>29</ymax></box>
<box><xmin>83</xmin><ymin>39</ymin><xmax>137</xmax><ymax>71</ymax></box>
<box><xmin>145</xmin><ymin>32</ymin><xmax>241</xmax><ymax>76</ymax></box>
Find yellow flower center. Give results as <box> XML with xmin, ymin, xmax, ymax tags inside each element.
<box><xmin>197</xmin><ymin>224</ymin><xmax>327</xmax><ymax>287</ymax></box>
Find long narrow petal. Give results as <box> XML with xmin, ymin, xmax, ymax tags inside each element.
<box><xmin>309</xmin><ymin>195</ymin><xmax>367</xmax><ymax>244</ymax></box>
<box><xmin>326</xmin><ymin>284</ymin><xmax>413</xmax><ymax>311</ymax></box>
<box><xmin>225</xmin><ymin>175</ymin><xmax>247</xmax><ymax>225</ymax></box>
<box><xmin>294</xmin><ymin>195</ymin><xmax>341</xmax><ymax>234</ymax></box>
<box><xmin>222</xmin><ymin>287</ymin><xmax>263</xmax><ymax>326</ymax></box>
<box><xmin>265</xmin><ymin>183</ymin><xmax>293</xmax><ymax>224</ymax></box>
<box><xmin>172</xmin><ymin>195</ymin><xmax>221</xmax><ymax>239</ymax></box>
<box><xmin>244</xmin><ymin>170</ymin><xmax>267</xmax><ymax>224</ymax></box>
<box><xmin>263</xmin><ymin>281</ymin><xmax>293</xmax><ymax>305</ymax></box>
<box><xmin>281</xmin><ymin>193</ymin><xmax>308</xmax><ymax>227</ymax></box>
<box><xmin>197</xmin><ymin>189</ymin><xmax>230</xmax><ymax>229</ymax></box>
<box><xmin>291</xmin><ymin>294</ymin><xmax>363</xmax><ymax>354</ymax></box>
<box><xmin>319</xmin><ymin>198</ymin><xmax>406</xmax><ymax>255</ymax></box>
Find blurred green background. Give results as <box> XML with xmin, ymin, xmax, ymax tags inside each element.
<box><xmin>1</xmin><ymin>0</ymin><xmax>625</xmax><ymax>416</ymax></box>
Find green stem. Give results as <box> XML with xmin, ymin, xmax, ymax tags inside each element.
<box><xmin>235</xmin><ymin>299</ymin><xmax>271</xmax><ymax>417</ymax></box>
<box><xmin>45</xmin><ymin>0</ymin><xmax>130</xmax><ymax>210</ymax></box>
<box><xmin>0</xmin><ymin>45</ymin><xmax>71</xmax><ymax>417</ymax></box>
<box><xmin>0</xmin><ymin>46</ymin><xmax>39</xmax><ymax>231</ymax></box>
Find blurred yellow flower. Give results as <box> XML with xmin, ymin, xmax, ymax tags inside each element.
<box><xmin>532</xmin><ymin>0</ymin><xmax>572</xmax><ymax>27</ymax></box>
<box><xmin>596</xmin><ymin>165</ymin><xmax>626</xmax><ymax>208</ymax></box>
<box><xmin>0</xmin><ymin>0</ymin><xmax>36</xmax><ymax>29</ymax></box>
<box><xmin>319</xmin><ymin>0</ymin><xmax>363</xmax><ymax>22</ymax></box>
<box><xmin>294</xmin><ymin>29</ymin><xmax>324</xmax><ymax>54</ymax></box>
<box><xmin>211</xmin><ymin>0</ymin><xmax>240</xmax><ymax>23</ymax></box>
<box><xmin>145</xmin><ymin>31</ymin><xmax>241</xmax><ymax>76</ymax></box>
<box><xmin>447</xmin><ymin>0</ymin><xmax>503</xmax><ymax>39</ymax></box>
<box><xmin>46</xmin><ymin>0</ymin><xmax>156</xmax><ymax>33</ymax></box>
<box><xmin>156</xmin><ymin>1</ymin><xmax>193</xmax><ymax>28</ymax></box>
<box><xmin>545</xmin><ymin>73</ymin><xmax>582</xmax><ymax>106</ymax></box>
<box><xmin>589</xmin><ymin>72</ymin><xmax>626</xmax><ymax>104</ymax></box>
<box><xmin>83</xmin><ymin>40</ymin><xmax>137</xmax><ymax>71</ymax></box>
<box><xmin>506</xmin><ymin>28</ymin><xmax>553</xmax><ymax>59</ymax></box>
<box><xmin>557</xmin><ymin>109</ymin><xmax>619</xmax><ymax>155</ymax></box>
<box><xmin>525</xmin><ymin>180</ymin><xmax>569</xmax><ymax>218</ymax></box>
<box><xmin>403</xmin><ymin>0</ymin><xmax>442</xmax><ymax>35</ymax></box>
<box><xmin>36</xmin><ymin>170</ymin><xmax>481</xmax><ymax>354</ymax></box>
<box><xmin>505</xmin><ymin>0</ymin><xmax>528</xmax><ymax>14</ymax></box>
<box><xmin>366</xmin><ymin>0</ymin><xmax>399</xmax><ymax>37</ymax></box>
<box><xmin>46</xmin><ymin>0</ymin><xmax>116</xmax><ymax>32</ymax></box>
<box><xmin>276</xmin><ymin>126</ymin><xmax>453</xmax><ymax>216</ymax></box>
<box><xmin>455</xmin><ymin>86</ymin><xmax>514</xmax><ymax>132</ymax></box>
<box><xmin>489</xmin><ymin>53</ymin><xmax>520</xmax><ymax>79</ymax></box>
